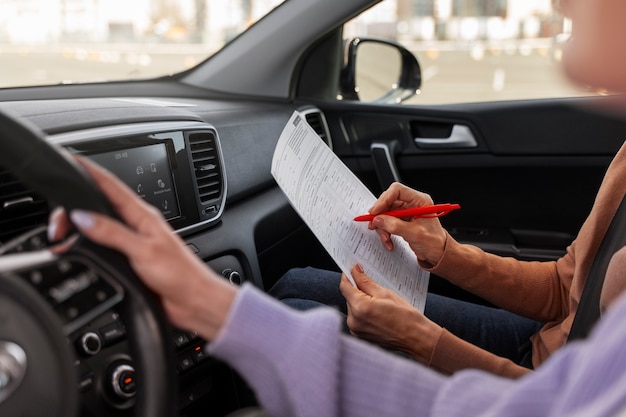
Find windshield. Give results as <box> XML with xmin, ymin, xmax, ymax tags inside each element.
<box><xmin>0</xmin><ymin>0</ymin><xmax>285</xmax><ymax>88</ymax></box>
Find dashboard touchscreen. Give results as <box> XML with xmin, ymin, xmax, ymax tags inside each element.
<box><xmin>88</xmin><ymin>143</ymin><xmax>181</xmax><ymax>220</ymax></box>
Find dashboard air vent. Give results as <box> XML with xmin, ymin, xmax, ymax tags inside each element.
<box><xmin>188</xmin><ymin>131</ymin><xmax>223</xmax><ymax>204</ymax></box>
<box><xmin>303</xmin><ymin>109</ymin><xmax>331</xmax><ymax>147</ymax></box>
<box><xmin>0</xmin><ymin>168</ymin><xmax>50</xmax><ymax>244</ymax></box>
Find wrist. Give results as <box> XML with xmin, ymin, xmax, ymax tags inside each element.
<box><xmin>397</xmin><ymin>311</ymin><xmax>442</xmax><ymax>364</ymax></box>
<box><xmin>170</xmin><ymin>271</ymin><xmax>237</xmax><ymax>341</ymax></box>
<box><xmin>418</xmin><ymin>230</ymin><xmax>449</xmax><ymax>269</ymax></box>
<box><xmin>414</xmin><ymin>321</ymin><xmax>443</xmax><ymax>364</ymax></box>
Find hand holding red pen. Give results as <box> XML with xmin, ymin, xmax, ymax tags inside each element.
<box><xmin>363</xmin><ymin>182</ymin><xmax>451</xmax><ymax>268</ymax></box>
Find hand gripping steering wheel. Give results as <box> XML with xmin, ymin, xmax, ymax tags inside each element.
<box><xmin>0</xmin><ymin>108</ymin><xmax>177</xmax><ymax>417</ymax></box>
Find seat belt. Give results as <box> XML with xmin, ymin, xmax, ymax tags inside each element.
<box><xmin>568</xmin><ymin>194</ymin><xmax>626</xmax><ymax>342</ymax></box>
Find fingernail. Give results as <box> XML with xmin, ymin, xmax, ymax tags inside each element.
<box><xmin>47</xmin><ymin>220</ymin><xmax>58</xmax><ymax>242</ymax></box>
<box><xmin>373</xmin><ymin>217</ymin><xmax>383</xmax><ymax>227</ymax></box>
<box><xmin>47</xmin><ymin>207</ymin><xmax>64</xmax><ymax>242</ymax></box>
<box><xmin>70</xmin><ymin>210</ymin><xmax>95</xmax><ymax>230</ymax></box>
<box><xmin>355</xmin><ymin>263</ymin><xmax>364</xmax><ymax>273</ymax></box>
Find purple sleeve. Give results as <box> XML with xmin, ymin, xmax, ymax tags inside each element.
<box><xmin>208</xmin><ymin>284</ymin><xmax>626</xmax><ymax>417</ymax></box>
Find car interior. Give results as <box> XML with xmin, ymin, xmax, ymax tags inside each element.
<box><xmin>2</xmin><ymin>0</ymin><xmax>626</xmax><ymax>416</ymax></box>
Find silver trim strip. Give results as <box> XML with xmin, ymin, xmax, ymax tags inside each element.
<box><xmin>48</xmin><ymin>121</ymin><xmax>209</xmax><ymax>146</ymax></box>
<box><xmin>0</xmin><ymin>250</ymin><xmax>57</xmax><ymax>273</ymax></box>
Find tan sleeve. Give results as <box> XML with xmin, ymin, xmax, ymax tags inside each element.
<box><xmin>428</xmin><ymin>328</ymin><xmax>531</xmax><ymax>379</ymax></box>
<box><xmin>420</xmin><ymin>231</ymin><xmax>573</xmax><ymax>323</ymax></box>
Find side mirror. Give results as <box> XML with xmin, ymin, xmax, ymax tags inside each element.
<box><xmin>340</xmin><ymin>38</ymin><xmax>421</xmax><ymax>104</ymax></box>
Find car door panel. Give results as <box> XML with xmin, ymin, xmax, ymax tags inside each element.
<box><xmin>311</xmin><ymin>96</ymin><xmax>626</xmax><ymax>303</ymax></box>
<box><xmin>317</xmin><ymin>96</ymin><xmax>626</xmax><ymax>264</ymax></box>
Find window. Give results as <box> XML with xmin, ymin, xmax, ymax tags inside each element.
<box><xmin>453</xmin><ymin>0</ymin><xmax>507</xmax><ymax>17</ymax></box>
<box><xmin>344</xmin><ymin>0</ymin><xmax>592</xmax><ymax>104</ymax></box>
<box><xmin>0</xmin><ymin>0</ymin><xmax>285</xmax><ymax>88</ymax></box>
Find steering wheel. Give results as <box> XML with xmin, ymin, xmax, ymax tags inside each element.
<box><xmin>0</xmin><ymin>108</ymin><xmax>177</xmax><ymax>417</ymax></box>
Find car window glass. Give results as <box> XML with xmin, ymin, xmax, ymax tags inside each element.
<box><xmin>0</xmin><ymin>0</ymin><xmax>285</xmax><ymax>88</ymax></box>
<box><xmin>344</xmin><ymin>0</ymin><xmax>597</xmax><ymax>104</ymax></box>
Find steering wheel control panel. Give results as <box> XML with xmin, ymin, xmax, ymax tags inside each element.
<box><xmin>69</xmin><ymin>306</ymin><xmax>233</xmax><ymax>414</ymax></box>
<box><xmin>71</xmin><ymin>300</ymin><xmax>242</xmax><ymax>415</ymax></box>
<box><xmin>0</xmin><ymin>250</ymin><xmax>247</xmax><ymax>415</ymax></box>
<box><xmin>0</xmin><ymin>245</ymin><xmax>248</xmax><ymax>415</ymax></box>
<box><xmin>5</xmin><ymin>254</ymin><xmax>124</xmax><ymax>336</ymax></box>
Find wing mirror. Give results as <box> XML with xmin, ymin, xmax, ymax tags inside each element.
<box><xmin>340</xmin><ymin>38</ymin><xmax>421</xmax><ymax>104</ymax></box>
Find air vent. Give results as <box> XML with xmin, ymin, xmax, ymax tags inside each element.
<box><xmin>0</xmin><ymin>169</ymin><xmax>50</xmax><ymax>245</ymax></box>
<box><xmin>188</xmin><ymin>131</ymin><xmax>223</xmax><ymax>204</ymax></box>
<box><xmin>303</xmin><ymin>109</ymin><xmax>331</xmax><ymax>147</ymax></box>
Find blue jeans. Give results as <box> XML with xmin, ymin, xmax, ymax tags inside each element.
<box><xmin>268</xmin><ymin>267</ymin><xmax>543</xmax><ymax>368</ymax></box>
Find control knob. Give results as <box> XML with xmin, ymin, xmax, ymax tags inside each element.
<box><xmin>222</xmin><ymin>268</ymin><xmax>243</xmax><ymax>285</ymax></box>
<box><xmin>110</xmin><ymin>364</ymin><xmax>136</xmax><ymax>400</ymax></box>
<box><xmin>77</xmin><ymin>332</ymin><xmax>102</xmax><ymax>356</ymax></box>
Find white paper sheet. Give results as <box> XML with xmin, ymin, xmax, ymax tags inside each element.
<box><xmin>271</xmin><ymin>111</ymin><xmax>429</xmax><ymax>311</ymax></box>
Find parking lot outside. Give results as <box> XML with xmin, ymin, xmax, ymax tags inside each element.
<box><xmin>0</xmin><ymin>38</ymin><xmax>589</xmax><ymax>105</ymax></box>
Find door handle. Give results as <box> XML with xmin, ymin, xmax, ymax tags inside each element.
<box><xmin>414</xmin><ymin>125</ymin><xmax>477</xmax><ymax>149</ymax></box>
<box><xmin>371</xmin><ymin>141</ymin><xmax>401</xmax><ymax>190</ymax></box>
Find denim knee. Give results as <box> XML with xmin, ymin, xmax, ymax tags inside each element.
<box><xmin>268</xmin><ymin>267</ymin><xmax>346</xmax><ymax>313</ymax></box>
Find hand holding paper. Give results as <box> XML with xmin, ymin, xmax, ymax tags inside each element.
<box><xmin>271</xmin><ymin>111</ymin><xmax>430</xmax><ymax>311</ymax></box>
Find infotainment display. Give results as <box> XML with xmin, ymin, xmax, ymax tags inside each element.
<box><xmin>87</xmin><ymin>143</ymin><xmax>181</xmax><ymax>220</ymax></box>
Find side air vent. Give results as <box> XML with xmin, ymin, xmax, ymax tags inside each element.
<box><xmin>0</xmin><ymin>169</ymin><xmax>50</xmax><ymax>244</ymax></box>
<box><xmin>303</xmin><ymin>109</ymin><xmax>331</xmax><ymax>147</ymax></box>
<box><xmin>188</xmin><ymin>131</ymin><xmax>223</xmax><ymax>204</ymax></box>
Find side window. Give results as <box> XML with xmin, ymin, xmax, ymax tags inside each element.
<box><xmin>343</xmin><ymin>0</ymin><xmax>591</xmax><ymax>104</ymax></box>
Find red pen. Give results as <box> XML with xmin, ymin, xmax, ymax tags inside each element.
<box><xmin>354</xmin><ymin>203</ymin><xmax>461</xmax><ymax>222</ymax></box>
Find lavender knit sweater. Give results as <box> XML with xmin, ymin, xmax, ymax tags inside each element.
<box><xmin>208</xmin><ymin>283</ymin><xmax>626</xmax><ymax>417</ymax></box>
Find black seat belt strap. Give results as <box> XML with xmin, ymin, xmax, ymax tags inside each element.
<box><xmin>568</xmin><ymin>194</ymin><xmax>626</xmax><ymax>342</ymax></box>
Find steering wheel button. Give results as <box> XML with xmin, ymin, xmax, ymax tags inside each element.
<box><xmin>79</xmin><ymin>373</ymin><xmax>95</xmax><ymax>392</ymax></box>
<box><xmin>58</xmin><ymin>260</ymin><xmax>72</xmax><ymax>273</ymax></box>
<box><xmin>177</xmin><ymin>355</ymin><xmax>194</xmax><ymax>372</ymax></box>
<box><xmin>78</xmin><ymin>332</ymin><xmax>102</xmax><ymax>356</ymax></box>
<box><xmin>99</xmin><ymin>322</ymin><xmax>125</xmax><ymax>344</ymax></box>
<box><xmin>192</xmin><ymin>346</ymin><xmax>208</xmax><ymax>362</ymax></box>
<box><xmin>66</xmin><ymin>307</ymin><xmax>79</xmax><ymax>319</ymax></box>
<box><xmin>118</xmin><ymin>371</ymin><xmax>136</xmax><ymax>394</ymax></box>
<box><xmin>173</xmin><ymin>332</ymin><xmax>190</xmax><ymax>348</ymax></box>
<box><xmin>110</xmin><ymin>364</ymin><xmax>136</xmax><ymax>399</ymax></box>
<box><xmin>29</xmin><ymin>270</ymin><xmax>43</xmax><ymax>285</ymax></box>
<box><xmin>95</xmin><ymin>290</ymin><xmax>107</xmax><ymax>301</ymax></box>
